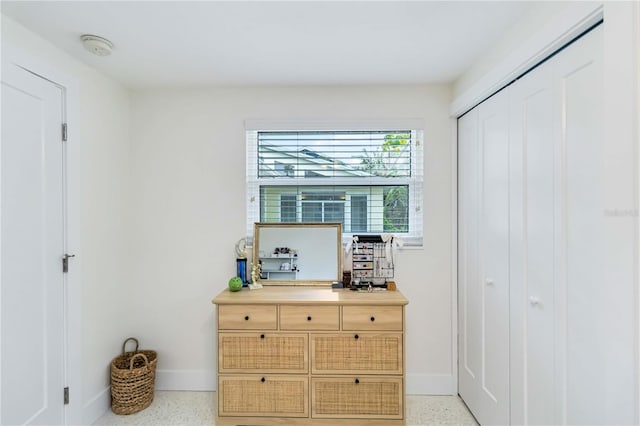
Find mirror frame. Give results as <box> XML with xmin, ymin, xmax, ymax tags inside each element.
<box><xmin>253</xmin><ymin>222</ymin><xmax>343</xmax><ymax>286</ymax></box>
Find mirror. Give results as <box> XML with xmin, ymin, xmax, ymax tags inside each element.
<box><xmin>253</xmin><ymin>222</ymin><xmax>342</xmax><ymax>286</ymax></box>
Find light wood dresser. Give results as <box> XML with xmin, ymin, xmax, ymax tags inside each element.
<box><xmin>212</xmin><ymin>286</ymin><xmax>409</xmax><ymax>426</ymax></box>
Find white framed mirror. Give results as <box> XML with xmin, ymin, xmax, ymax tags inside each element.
<box><xmin>253</xmin><ymin>222</ymin><xmax>342</xmax><ymax>286</ymax></box>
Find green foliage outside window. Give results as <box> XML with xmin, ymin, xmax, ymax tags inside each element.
<box><xmin>359</xmin><ymin>133</ymin><xmax>410</xmax><ymax>232</ymax></box>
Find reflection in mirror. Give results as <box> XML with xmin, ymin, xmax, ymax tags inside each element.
<box><xmin>253</xmin><ymin>222</ymin><xmax>342</xmax><ymax>286</ymax></box>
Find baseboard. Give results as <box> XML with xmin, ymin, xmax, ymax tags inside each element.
<box><xmin>80</xmin><ymin>371</ymin><xmax>216</xmax><ymax>423</ymax></box>
<box><xmin>82</xmin><ymin>386</ymin><xmax>110</xmax><ymax>425</ymax></box>
<box><xmin>155</xmin><ymin>369</ymin><xmax>216</xmax><ymax>391</ymax></box>
<box><xmin>151</xmin><ymin>370</ymin><xmax>452</xmax><ymax>395</ymax></box>
<box><xmin>406</xmin><ymin>373</ymin><xmax>455</xmax><ymax>395</ymax></box>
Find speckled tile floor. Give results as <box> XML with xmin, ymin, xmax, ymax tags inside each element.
<box><xmin>93</xmin><ymin>391</ymin><xmax>478</xmax><ymax>426</ymax></box>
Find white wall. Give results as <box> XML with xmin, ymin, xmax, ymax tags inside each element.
<box><xmin>1</xmin><ymin>16</ymin><xmax>132</xmax><ymax>424</ymax></box>
<box><xmin>128</xmin><ymin>85</ymin><xmax>455</xmax><ymax>394</ymax></box>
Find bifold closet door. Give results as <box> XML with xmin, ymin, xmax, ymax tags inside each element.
<box><xmin>460</xmin><ymin>24</ymin><xmax>604</xmax><ymax>426</ymax></box>
<box><xmin>458</xmin><ymin>89</ymin><xmax>510</xmax><ymax>426</ymax></box>
<box><xmin>509</xmin><ymin>25</ymin><xmax>604</xmax><ymax>425</ymax></box>
<box><xmin>508</xmin><ymin>53</ymin><xmax>556</xmax><ymax>426</ymax></box>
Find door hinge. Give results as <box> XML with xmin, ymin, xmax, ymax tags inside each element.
<box><xmin>64</xmin><ymin>387</ymin><xmax>69</xmax><ymax>405</ymax></box>
<box><xmin>62</xmin><ymin>123</ymin><xmax>67</xmax><ymax>142</ymax></box>
<box><xmin>62</xmin><ymin>254</ymin><xmax>75</xmax><ymax>273</ymax></box>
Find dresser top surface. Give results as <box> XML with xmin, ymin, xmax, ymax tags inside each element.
<box><xmin>212</xmin><ymin>286</ymin><xmax>408</xmax><ymax>306</ymax></box>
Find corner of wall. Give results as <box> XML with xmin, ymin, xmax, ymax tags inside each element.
<box><xmin>82</xmin><ymin>387</ymin><xmax>111</xmax><ymax>425</ymax></box>
<box><xmin>450</xmin><ymin>2</ymin><xmax>604</xmax><ymax>117</ymax></box>
<box><xmin>406</xmin><ymin>373</ymin><xmax>456</xmax><ymax>396</ymax></box>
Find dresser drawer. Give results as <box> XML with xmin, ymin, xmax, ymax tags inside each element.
<box><xmin>219</xmin><ymin>374</ymin><xmax>309</xmax><ymax>417</ymax></box>
<box><xmin>280</xmin><ymin>305</ymin><xmax>340</xmax><ymax>330</ymax></box>
<box><xmin>218</xmin><ymin>304</ymin><xmax>277</xmax><ymax>330</ymax></box>
<box><xmin>311</xmin><ymin>376</ymin><xmax>403</xmax><ymax>419</ymax></box>
<box><xmin>342</xmin><ymin>305</ymin><xmax>403</xmax><ymax>331</ymax></box>
<box><xmin>219</xmin><ymin>332</ymin><xmax>308</xmax><ymax>373</ymax></box>
<box><xmin>311</xmin><ymin>333</ymin><xmax>403</xmax><ymax>374</ymax></box>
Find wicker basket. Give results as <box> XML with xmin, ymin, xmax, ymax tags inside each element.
<box><xmin>110</xmin><ymin>337</ymin><xmax>157</xmax><ymax>415</ymax></box>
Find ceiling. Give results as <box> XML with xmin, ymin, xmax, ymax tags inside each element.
<box><xmin>1</xmin><ymin>1</ymin><xmax>534</xmax><ymax>89</ymax></box>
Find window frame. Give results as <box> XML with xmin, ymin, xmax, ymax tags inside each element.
<box><xmin>246</xmin><ymin>122</ymin><xmax>423</xmax><ymax>246</ymax></box>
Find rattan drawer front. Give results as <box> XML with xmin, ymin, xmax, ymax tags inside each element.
<box><xmin>342</xmin><ymin>305</ymin><xmax>403</xmax><ymax>331</ymax></box>
<box><xmin>311</xmin><ymin>333</ymin><xmax>402</xmax><ymax>374</ymax></box>
<box><xmin>218</xmin><ymin>304</ymin><xmax>277</xmax><ymax>330</ymax></box>
<box><xmin>219</xmin><ymin>332</ymin><xmax>308</xmax><ymax>373</ymax></box>
<box><xmin>219</xmin><ymin>375</ymin><xmax>309</xmax><ymax>417</ymax></box>
<box><xmin>311</xmin><ymin>376</ymin><xmax>403</xmax><ymax>419</ymax></box>
<box><xmin>280</xmin><ymin>305</ymin><xmax>340</xmax><ymax>330</ymax></box>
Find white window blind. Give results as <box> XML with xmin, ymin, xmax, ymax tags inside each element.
<box><xmin>246</xmin><ymin>128</ymin><xmax>423</xmax><ymax>246</ymax></box>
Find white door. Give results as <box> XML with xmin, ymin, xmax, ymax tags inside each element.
<box><xmin>458</xmin><ymin>107</ymin><xmax>481</xmax><ymax>418</ymax></box>
<box><xmin>508</xmin><ymin>55</ymin><xmax>557</xmax><ymax>426</ymax></box>
<box><xmin>509</xmin><ymin>25</ymin><xmax>603</xmax><ymax>425</ymax></box>
<box><xmin>458</xmin><ymin>88</ymin><xmax>510</xmax><ymax>426</ymax></box>
<box><xmin>552</xmin><ymin>25</ymin><xmax>604</xmax><ymax>425</ymax></box>
<box><xmin>1</xmin><ymin>62</ymin><xmax>66</xmax><ymax>425</ymax></box>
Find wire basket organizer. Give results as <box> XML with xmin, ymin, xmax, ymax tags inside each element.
<box><xmin>110</xmin><ymin>337</ymin><xmax>157</xmax><ymax>415</ymax></box>
<box><xmin>351</xmin><ymin>235</ymin><xmax>395</xmax><ymax>286</ymax></box>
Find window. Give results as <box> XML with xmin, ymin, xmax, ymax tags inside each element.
<box><xmin>279</xmin><ymin>194</ymin><xmax>297</xmax><ymax>222</ymax></box>
<box><xmin>301</xmin><ymin>192</ymin><xmax>345</xmax><ymax>222</ymax></box>
<box><xmin>350</xmin><ymin>195</ymin><xmax>368</xmax><ymax>232</ymax></box>
<box><xmin>247</xmin><ymin>128</ymin><xmax>423</xmax><ymax>245</ymax></box>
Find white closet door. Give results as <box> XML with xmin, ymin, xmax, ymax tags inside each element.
<box><xmin>458</xmin><ymin>89</ymin><xmax>510</xmax><ymax>426</ymax></box>
<box><xmin>553</xmin><ymin>26</ymin><xmax>604</xmax><ymax>425</ymax></box>
<box><xmin>509</xmin><ymin>25</ymin><xmax>604</xmax><ymax>425</ymax></box>
<box><xmin>458</xmin><ymin>107</ymin><xmax>480</xmax><ymax>418</ymax></box>
<box><xmin>508</xmin><ymin>54</ymin><xmax>557</xmax><ymax>426</ymax></box>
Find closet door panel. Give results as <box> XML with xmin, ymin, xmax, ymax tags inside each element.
<box><xmin>553</xmin><ymin>26</ymin><xmax>604</xmax><ymax>425</ymax></box>
<box><xmin>458</xmin><ymin>108</ymin><xmax>481</xmax><ymax>403</ymax></box>
<box><xmin>509</xmin><ymin>25</ymin><xmax>604</xmax><ymax>426</ymax></box>
<box><xmin>458</xmin><ymin>91</ymin><xmax>510</xmax><ymax>426</ymax></box>
<box><xmin>478</xmin><ymin>92</ymin><xmax>510</xmax><ymax>425</ymax></box>
<box><xmin>509</xmin><ymin>60</ymin><xmax>556</xmax><ymax>426</ymax></box>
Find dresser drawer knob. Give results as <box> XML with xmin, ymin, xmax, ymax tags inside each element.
<box><xmin>355</xmin><ymin>378</ymin><xmax>360</xmax><ymax>384</ymax></box>
<box><xmin>354</xmin><ymin>334</ymin><xmax>359</xmax><ymax>340</ymax></box>
<box><xmin>370</xmin><ymin>316</ymin><xmax>375</xmax><ymax>322</ymax></box>
<box><xmin>244</xmin><ymin>315</ymin><xmax>249</xmax><ymax>321</ymax></box>
<box><xmin>261</xmin><ymin>377</ymin><xmax>265</xmax><ymax>383</ymax></box>
<box><xmin>260</xmin><ymin>334</ymin><xmax>265</xmax><ymax>339</ymax></box>
<box><xmin>307</xmin><ymin>316</ymin><xmax>312</xmax><ymax>321</ymax></box>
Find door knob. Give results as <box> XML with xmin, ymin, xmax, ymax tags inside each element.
<box><xmin>485</xmin><ymin>278</ymin><xmax>494</xmax><ymax>286</ymax></box>
<box><xmin>528</xmin><ymin>296</ymin><xmax>540</xmax><ymax>306</ymax></box>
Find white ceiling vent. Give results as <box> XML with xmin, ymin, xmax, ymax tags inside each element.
<box><xmin>80</xmin><ymin>34</ymin><xmax>113</xmax><ymax>56</ymax></box>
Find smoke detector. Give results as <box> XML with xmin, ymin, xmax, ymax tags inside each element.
<box><xmin>80</xmin><ymin>34</ymin><xmax>113</xmax><ymax>56</ymax></box>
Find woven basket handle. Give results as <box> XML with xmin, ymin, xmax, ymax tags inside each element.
<box><xmin>122</xmin><ymin>337</ymin><xmax>139</xmax><ymax>355</ymax></box>
<box><xmin>128</xmin><ymin>353</ymin><xmax>149</xmax><ymax>370</ymax></box>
